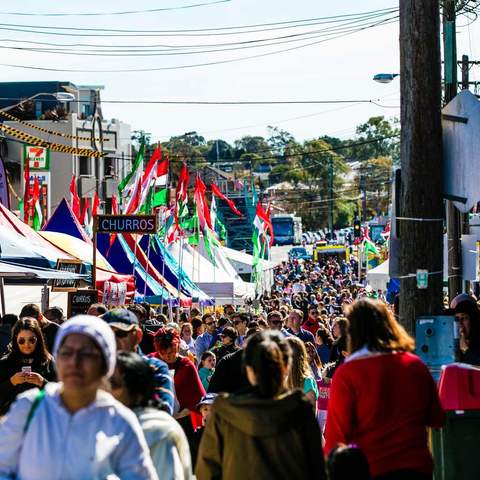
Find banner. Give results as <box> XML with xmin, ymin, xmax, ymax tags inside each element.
<box><xmin>103</xmin><ymin>281</ymin><xmax>127</xmax><ymax>306</ymax></box>
<box><xmin>0</xmin><ymin>156</ymin><xmax>10</xmax><ymax>208</ymax></box>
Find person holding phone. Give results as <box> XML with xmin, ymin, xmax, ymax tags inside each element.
<box><xmin>0</xmin><ymin>317</ymin><xmax>56</xmax><ymax>415</ymax></box>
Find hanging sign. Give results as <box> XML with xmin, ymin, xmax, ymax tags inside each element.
<box><xmin>416</xmin><ymin>269</ymin><xmax>429</xmax><ymax>289</ymax></box>
<box><xmin>95</xmin><ymin>214</ymin><xmax>157</xmax><ymax>234</ymax></box>
<box><xmin>103</xmin><ymin>281</ymin><xmax>127</xmax><ymax>306</ymax></box>
<box><xmin>52</xmin><ymin>258</ymin><xmax>83</xmax><ymax>292</ymax></box>
<box><xmin>68</xmin><ymin>289</ymin><xmax>98</xmax><ymax>318</ymax></box>
<box><xmin>24</xmin><ymin>145</ymin><xmax>50</xmax><ymax>170</ymax></box>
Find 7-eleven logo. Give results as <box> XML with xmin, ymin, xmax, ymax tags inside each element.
<box><xmin>25</xmin><ymin>146</ymin><xmax>49</xmax><ymax>170</ymax></box>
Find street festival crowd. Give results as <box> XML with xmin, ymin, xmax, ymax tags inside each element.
<box><xmin>0</xmin><ymin>254</ymin><xmax>479</xmax><ymax>479</ymax></box>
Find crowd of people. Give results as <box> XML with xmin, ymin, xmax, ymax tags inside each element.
<box><xmin>0</xmin><ymin>253</ymin><xmax>479</xmax><ymax>479</ymax></box>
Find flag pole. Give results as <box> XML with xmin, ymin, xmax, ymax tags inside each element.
<box><xmin>143</xmin><ymin>235</ymin><xmax>151</xmax><ymax>299</ymax></box>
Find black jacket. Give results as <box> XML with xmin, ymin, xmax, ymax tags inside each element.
<box><xmin>208</xmin><ymin>348</ymin><xmax>249</xmax><ymax>394</ymax></box>
<box><xmin>0</xmin><ymin>354</ymin><xmax>56</xmax><ymax>415</ymax></box>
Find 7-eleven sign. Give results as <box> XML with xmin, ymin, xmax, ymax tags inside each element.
<box><xmin>23</xmin><ymin>145</ymin><xmax>50</xmax><ymax>170</ymax></box>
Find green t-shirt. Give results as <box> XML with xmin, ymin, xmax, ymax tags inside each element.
<box><xmin>303</xmin><ymin>376</ymin><xmax>319</xmax><ymax>399</ymax></box>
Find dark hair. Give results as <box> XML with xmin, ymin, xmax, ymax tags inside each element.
<box><xmin>243</xmin><ymin>331</ymin><xmax>291</xmax><ymax>398</ymax></box>
<box><xmin>202</xmin><ymin>313</ymin><xmax>215</xmax><ymax>323</ymax></box>
<box><xmin>115</xmin><ymin>351</ymin><xmax>167</xmax><ymax>411</ymax></box>
<box><xmin>334</xmin><ymin>317</ymin><xmax>349</xmax><ymax>338</ymax></box>
<box><xmin>19</xmin><ymin>304</ymin><xmax>41</xmax><ymax>320</ymax></box>
<box><xmin>89</xmin><ymin>303</ymin><xmax>108</xmax><ymax>315</ymax></box>
<box><xmin>327</xmin><ymin>444</ymin><xmax>371</xmax><ymax>480</ymax></box>
<box><xmin>191</xmin><ymin>317</ymin><xmax>203</xmax><ymax>339</ymax></box>
<box><xmin>43</xmin><ymin>307</ymin><xmax>64</xmax><ymax>323</ymax></box>
<box><xmin>217</xmin><ymin>316</ymin><xmax>230</xmax><ymax>328</ymax></box>
<box><xmin>127</xmin><ymin>304</ymin><xmax>147</xmax><ymax>322</ymax></box>
<box><xmin>1</xmin><ymin>314</ymin><xmax>18</xmax><ymax>327</ymax></box>
<box><xmin>346</xmin><ymin>298</ymin><xmax>415</xmax><ymax>354</ymax></box>
<box><xmin>220</xmin><ymin>326</ymin><xmax>237</xmax><ymax>342</ymax></box>
<box><xmin>200</xmin><ymin>350</ymin><xmax>215</xmax><ymax>367</ymax></box>
<box><xmin>316</xmin><ymin>324</ymin><xmax>334</xmax><ymax>347</ymax></box>
<box><xmin>452</xmin><ymin>300</ymin><xmax>480</xmax><ymax>352</ymax></box>
<box><xmin>10</xmin><ymin>317</ymin><xmax>52</xmax><ymax>364</ymax></box>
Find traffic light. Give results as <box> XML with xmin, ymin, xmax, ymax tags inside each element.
<box><xmin>353</xmin><ymin>219</ymin><xmax>361</xmax><ymax>238</ymax></box>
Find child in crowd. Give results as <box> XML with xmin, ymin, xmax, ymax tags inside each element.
<box><xmin>327</xmin><ymin>444</ymin><xmax>371</xmax><ymax>480</ymax></box>
<box><xmin>198</xmin><ymin>351</ymin><xmax>216</xmax><ymax>391</ymax></box>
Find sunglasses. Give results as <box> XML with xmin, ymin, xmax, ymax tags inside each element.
<box><xmin>113</xmin><ymin>329</ymin><xmax>130</xmax><ymax>339</ymax></box>
<box><xmin>205</xmin><ymin>322</ymin><xmax>216</xmax><ymax>327</ymax></box>
<box><xmin>18</xmin><ymin>337</ymin><xmax>37</xmax><ymax>345</ymax></box>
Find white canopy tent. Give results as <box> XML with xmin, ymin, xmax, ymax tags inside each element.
<box><xmin>0</xmin><ymin>261</ymin><xmax>87</xmax><ymax>315</ymax></box>
<box><xmin>366</xmin><ymin>260</ymin><xmax>390</xmax><ymax>291</ymax></box>
<box><xmin>167</xmin><ymin>241</ymin><xmax>254</xmax><ymax>304</ymax></box>
<box><xmin>222</xmin><ymin>246</ymin><xmax>275</xmax><ymax>291</ymax></box>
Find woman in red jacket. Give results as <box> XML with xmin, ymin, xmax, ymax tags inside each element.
<box><xmin>325</xmin><ymin>298</ymin><xmax>445</xmax><ymax>480</ymax></box>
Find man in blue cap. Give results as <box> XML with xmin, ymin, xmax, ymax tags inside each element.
<box><xmin>102</xmin><ymin>308</ymin><xmax>176</xmax><ymax>414</ymax></box>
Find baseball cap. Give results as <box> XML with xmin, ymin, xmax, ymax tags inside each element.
<box><xmin>101</xmin><ymin>308</ymin><xmax>139</xmax><ymax>331</ymax></box>
<box><xmin>197</xmin><ymin>393</ymin><xmax>218</xmax><ymax>409</ymax></box>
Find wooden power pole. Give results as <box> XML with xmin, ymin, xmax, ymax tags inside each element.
<box><xmin>399</xmin><ymin>0</ymin><xmax>444</xmax><ymax>333</ymax></box>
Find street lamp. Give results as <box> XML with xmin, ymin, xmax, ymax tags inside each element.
<box><xmin>0</xmin><ymin>91</ymin><xmax>76</xmax><ymax>113</ymax></box>
<box><xmin>373</xmin><ymin>73</ymin><xmax>399</xmax><ymax>84</ymax></box>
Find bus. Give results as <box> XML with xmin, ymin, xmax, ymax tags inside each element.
<box><xmin>271</xmin><ymin>214</ymin><xmax>302</xmax><ymax>245</ymax></box>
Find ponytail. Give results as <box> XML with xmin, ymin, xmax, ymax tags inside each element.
<box><xmin>243</xmin><ymin>331</ymin><xmax>291</xmax><ymax>398</ymax></box>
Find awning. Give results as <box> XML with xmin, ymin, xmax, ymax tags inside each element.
<box><xmin>0</xmin><ymin>260</ymin><xmax>88</xmax><ymax>280</ymax></box>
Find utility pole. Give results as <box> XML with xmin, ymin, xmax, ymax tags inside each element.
<box><xmin>398</xmin><ymin>0</ymin><xmax>444</xmax><ymax>333</ymax></box>
<box><xmin>443</xmin><ymin>0</ymin><xmax>463</xmax><ymax>301</ymax></box>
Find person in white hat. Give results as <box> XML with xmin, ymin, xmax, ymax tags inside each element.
<box><xmin>0</xmin><ymin>315</ymin><xmax>158</xmax><ymax>480</ymax></box>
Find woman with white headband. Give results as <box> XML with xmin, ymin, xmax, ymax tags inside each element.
<box><xmin>0</xmin><ymin>315</ymin><xmax>158</xmax><ymax>480</ymax></box>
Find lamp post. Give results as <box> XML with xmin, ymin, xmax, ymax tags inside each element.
<box><xmin>373</xmin><ymin>73</ymin><xmax>399</xmax><ymax>84</ymax></box>
<box><xmin>0</xmin><ymin>91</ymin><xmax>75</xmax><ymax>113</ymax></box>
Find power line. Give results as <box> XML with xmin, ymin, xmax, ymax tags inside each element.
<box><xmin>0</xmin><ymin>1</ymin><xmax>232</xmax><ymax>16</ymax></box>
<box><xmin>0</xmin><ymin>7</ymin><xmax>398</xmax><ymax>33</ymax></box>
<box><xmin>0</xmin><ymin>15</ymin><xmax>398</xmax><ymax>72</ymax></box>
<box><xmin>0</xmin><ymin>14</ymin><xmax>397</xmax><ymax>56</ymax></box>
<box><xmin>0</xmin><ymin>97</ymin><xmax>396</xmax><ymax>105</ymax></box>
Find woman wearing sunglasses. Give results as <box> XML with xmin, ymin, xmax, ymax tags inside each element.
<box><xmin>0</xmin><ymin>315</ymin><xmax>157</xmax><ymax>480</ymax></box>
<box><xmin>0</xmin><ymin>317</ymin><xmax>56</xmax><ymax>416</ymax></box>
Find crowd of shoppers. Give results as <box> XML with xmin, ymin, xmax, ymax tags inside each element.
<box><xmin>0</xmin><ymin>252</ymin><xmax>479</xmax><ymax>479</ymax></box>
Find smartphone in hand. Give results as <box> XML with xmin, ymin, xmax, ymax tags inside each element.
<box><xmin>21</xmin><ymin>366</ymin><xmax>32</xmax><ymax>374</ymax></box>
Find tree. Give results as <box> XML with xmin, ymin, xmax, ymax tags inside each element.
<box><xmin>204</xmin><ymin>140</ymin><xmax>233</xmax><ymax>163</ymax></box>
<box><xmin>267</xmin><ymin>126</ymin><xmax>296</xmax><ymax>156</ymax></box>
<box><xmin>233</xmin><ymin>136</ymin><xmax>272</xmax><ymax>160</ymax></box>
<box><xmin>350</xmin><ymin>116</ymin><xmax>400</xmax><ymax>163</ymax></box>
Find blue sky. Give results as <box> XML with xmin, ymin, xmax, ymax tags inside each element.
<box><xmin>0</xmin><ymin>1</ymin><xmax>478</xmax><ymax>144</ymax></box>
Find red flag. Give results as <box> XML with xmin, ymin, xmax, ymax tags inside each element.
<box><xmin>111</xmin><ymin>195</ymin><xmax>118</xmax><ymax>214</ymax></box>
<box><xmin>194</xmin><ymin>174</ymin><xmax>212</xmax><ymax>231</ymax></box>
<box><xmin>92</xmin><ymin>191</ymin><xmax>100</xmax><ymax>216</ymax></box>
<box><xmin>211</xmin><ymin>182</ymin><xmax>243</xmax><ymax>217</ymax></box>
<box><xmin>256</xmin><ymin>202</ymin><xmax>274</xmax><ymax>247</ymax></box>
<box><xmin>106</xmin><ymin>196</ymin><xmax>119</xmax><ymax>258</ymax></box>
<box><xmin>79</xmin><ymin>197</ymin><xmax>90</xmax><ymax>225</ymax></box>
<box><xmin>23</xmin><ymin>156</ymin><xmax>31</xmax><ymax>223</ymax></box>
<box><xmin>69</xmin><ymin>175</ymin><xmax>81</xmax><ymax>221</ymax></box>
<box><xmin>125</xmin><ymin>174</ymin><xmax>142</xmax><ymax>215</ymax></box>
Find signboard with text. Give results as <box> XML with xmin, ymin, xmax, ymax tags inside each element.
<box><xmin>24</xmin><ymin>145</ymin><xmax>50</xmax><ymax>170</ymax></box>
<box><xmin>68</xmin><ymin>289</ymin><xmax>98</xmax><ymax>318</ymax></box>
<box><xmin>52</xmin><ymin>259</ymin><xmax>83</xmax><ymax>292</ymax></box>
<box><xmin>95</xmin><ymin>215</ymin><xmax>157</xmax><ymax>234</ymax></box>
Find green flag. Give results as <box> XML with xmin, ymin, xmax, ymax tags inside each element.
<box><xmin>153</xmin><ymin>188</ymin><xmax>168</xmax><ymax>208</ymax></box>
<box><xmin>118</xmin><ymin>141</ymin><xmax>144</xmax><ymax>195</ymax></box>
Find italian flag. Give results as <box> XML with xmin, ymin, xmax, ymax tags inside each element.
<box><xmin>119</xmin><ymin>141</ymin><xmax>144</xmax><ymax>199</ymax></box>
<box><xmin>32</xmin><ymin>177</ymin><xmax>43</xmax><ymax>231</ymax></box>
<box><xmin>363</xmin><ymin>237</ymin><xmax>380</xmax><ymax>259</ymax></box>
<box><xmin>252</xmin><ymin>202</ymin><xmax>273</xmax><ymax>270</ymax></box>
<box><xmin>153</xmin><ymin>155</ymin><xmax>169</xmax><ymax>207</ymax></box>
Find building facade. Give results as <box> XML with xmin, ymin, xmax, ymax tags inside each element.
<box><xmin>0</xmin><ymin>81</ymin><xmax>132</xmax><ymax>218</ymax></box>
